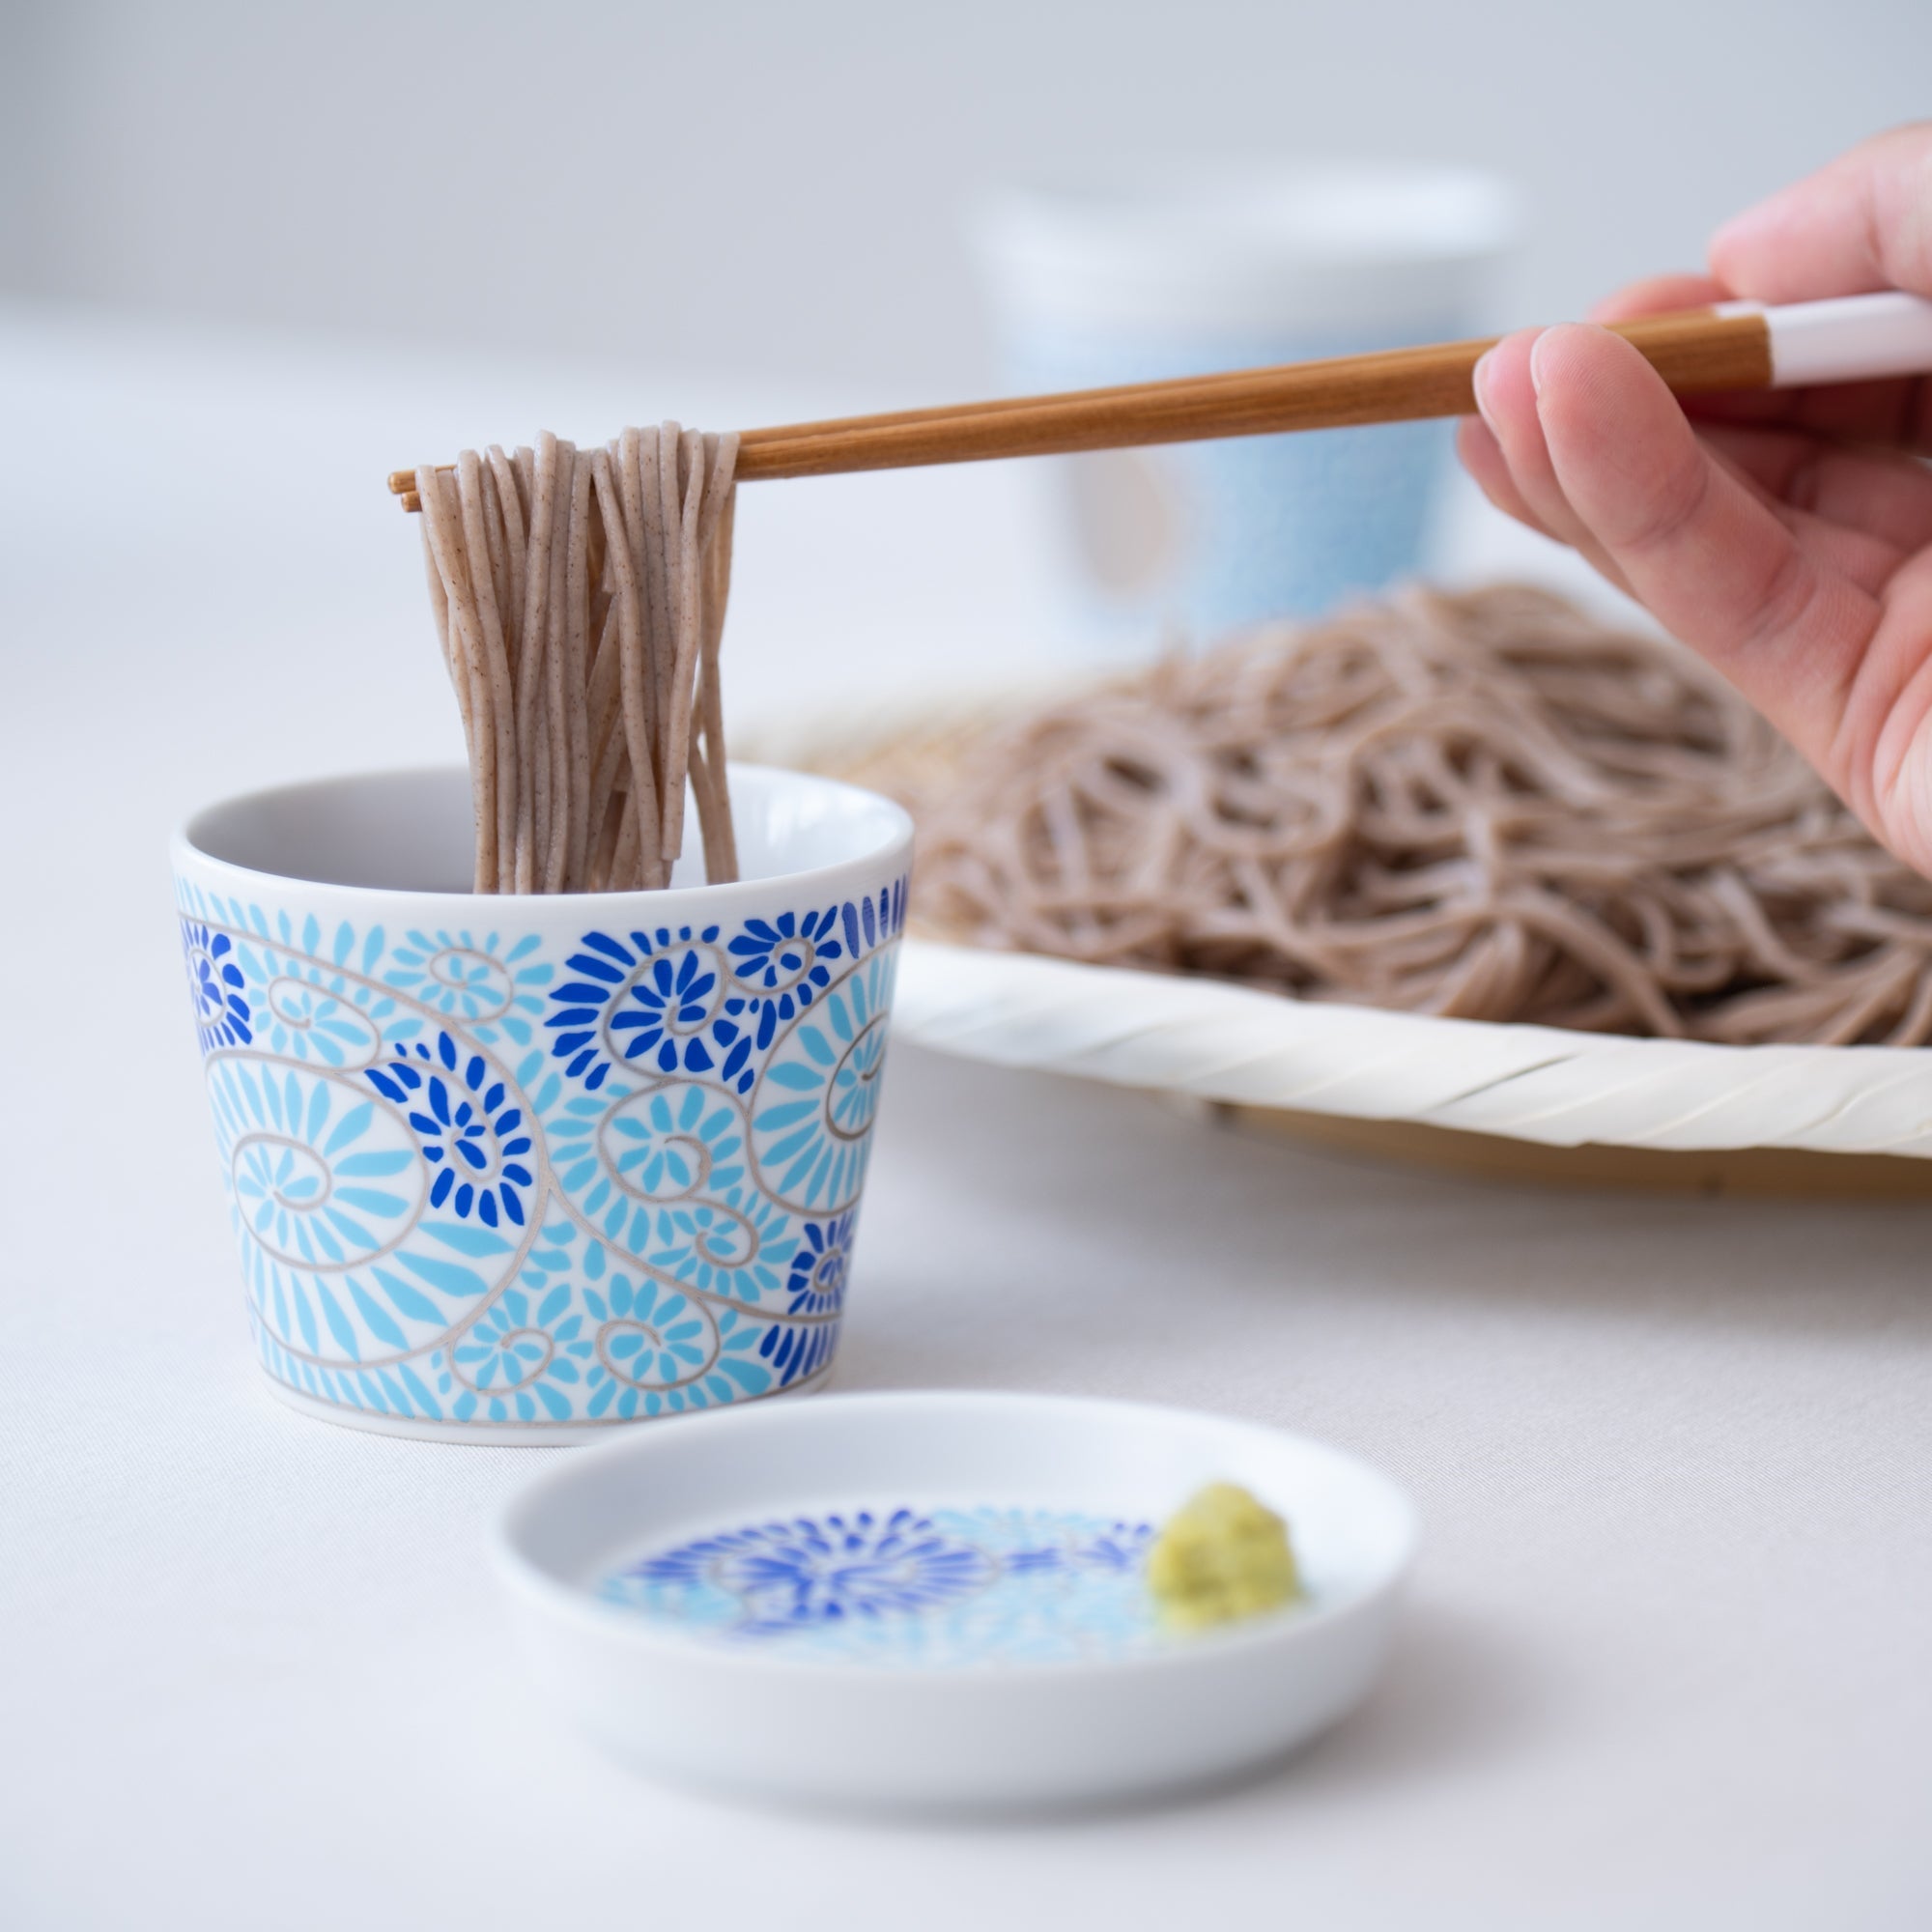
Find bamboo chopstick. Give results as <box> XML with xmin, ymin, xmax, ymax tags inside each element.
<box><xmin>387</xmin><ymin>306</ymin><xmax>1774</xmax><ymax>510</ymax></box>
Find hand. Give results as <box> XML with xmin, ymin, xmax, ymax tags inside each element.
<box><xmin>1458</xmin><ymin>125</ymin><xmax>1932</xmax><ymax>874</ymax></box>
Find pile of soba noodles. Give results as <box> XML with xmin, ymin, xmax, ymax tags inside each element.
<box><xmin>892</xmin><ymin>583</ymin><xmax>1932</xmax><ymax>1046</ymax></box>
<box><xmin>414</xmin><ymin>426</ymin><xmax>738</xmax><ymax>894</ymax></box>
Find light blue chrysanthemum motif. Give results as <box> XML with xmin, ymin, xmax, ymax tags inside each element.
<box><xmin>382</xmin><ymin>928</ymin><xmax>552</xmax><ymax>1049</ymax></box>
<box><xmin>599</xmin><ymin>1506</ymin><xmax>1179</xmax><ymax>1665</ymax></box>
<box><xmin>205</xmin><ymin>1052</ymin><xmax>520</xmax><ymax>1365</ymax></box>
<box><xmin>751</xmin><ymin>948</ymin><xmax>897</xmax><ymax>1213</ymax></box>
<box><xmin>435</xmin><ymin>1281</ymin><xmax>593</xmax><ymax>1425</ymax></box>
<box><xmin>182</xmin><ymin>922</ymin><xmax>252</xmax><ymax>1053</ymax></box>
<box><xmin>225</xmin><ymin>930</ymin><xmax>406</xmax><ymax>1070</ymax></box>
<box><xmin>183</xmin><ymin>905</ymin><xmax>415</xmax><ymax>1069</ymax></box>
<box><xmin>577</xmin><ymin>1270</ymin><xmax>776</xmax><ymax>1420</ymax></box>
<box><xmin>216</xmin><ymin>1059</ymin><xmax>422</xmax><ymax>1272</ymax></box>
<box><xmin>647</xmin><ymin>1189</ymin><xmax>797</xmax><ymax>1306</ymax></box>
<box><xmin>539</xmin><ymin>1077</ymin><xmax>771</xmax><ymax>1266</ymax></box>
<box><xmin>365</xmin><ymin>1031</ymin><xmax>535</xmax><ymax>1231</ymax></box>
<box><xmin>599</xmin><ymin>1079</ymin><xmax>744</xmax><ymax>1201</ymax></box>
<box><xmin>251</xmin><ymin>974</ymin><xmax>383</xmax><ymax>1068</ymax></box>
<box><xmin>628</xmin><ymin>1509</ymin><xmax>995</xmax><ymax>1636</ymax></box>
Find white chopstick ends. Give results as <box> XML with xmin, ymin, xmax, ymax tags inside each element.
<box><xmin>1719</xmin><ymin>292</ymin><xmax>1932</xmax><ymax>388</ymax></box>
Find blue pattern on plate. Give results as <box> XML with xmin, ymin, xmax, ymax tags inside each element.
<box><xmin>599</xmin><ymin>1505</ymin><xmax>1173</xmax><ymax>1665</ymax></box>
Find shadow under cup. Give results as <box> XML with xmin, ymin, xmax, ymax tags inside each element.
<box><xmin>172</xmin><ymin>766</ymin><xmax>914</xmax><ymax>1445</ymax></box>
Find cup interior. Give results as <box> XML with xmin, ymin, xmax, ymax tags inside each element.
<box><xmin>180</xmin><ymin>764</ymin><xmax>910</xmax><ymax>895</ymax></box>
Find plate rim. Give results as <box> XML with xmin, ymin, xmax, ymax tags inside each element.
<box><xmin>890</xmin><ymin>938</ymin><xmax>1932</xmax><ymax>1161</ymax></box>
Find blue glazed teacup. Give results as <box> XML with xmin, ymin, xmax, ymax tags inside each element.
<box><xmin>172</xmin><ymin>765</ymin><xmax>913</xmax><ymax>1444</ymax></box>
<box><xmin>974</xmin><ymin>162</ymin><xmax>1520</xmax><ymax>641</ymax></box>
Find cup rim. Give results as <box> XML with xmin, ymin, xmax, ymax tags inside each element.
<box><xmin>971</xmin><ymin>160</ymin><xmax>1520</xmax><ymax>337</ymax></box>
<box><xmin>974</xmin><ymin>160</ymin><xmax>1521</xmax><ymax>267</ymax></box>
<box><xmin>171</xmin><ymin>761</ymin><xmax>914</xmax><ymax>910</ymax></box>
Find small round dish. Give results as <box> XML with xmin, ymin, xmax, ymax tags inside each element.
<box><xmin>494</xmin><ymin>1390</ymin><xmax>1417</xmax><ymax>1813</ymax></box>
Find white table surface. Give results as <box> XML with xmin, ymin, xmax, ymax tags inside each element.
<box><xmin>3</xmin><ymin>305</ymin><xmax>1929</xmax><ymax>1930</ymax></box>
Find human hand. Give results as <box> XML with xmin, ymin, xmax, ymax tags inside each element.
<box><xmin>1458</xmin><ymin>126</ymin><xmax>1932</xmax><ymax>873</ymax></box>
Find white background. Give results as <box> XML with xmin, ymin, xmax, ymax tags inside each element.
<box><xmin>4</xmin><ymin>0</ymin><xmax>1929</xmax><ymax>393</ymax></box>
<box><xmin>2</xmin><ymin>289</ymin><xmax>1930</xmax><ymax>1932</ymax></box>
<box><xmin>4</xmin><ymin>8</ymin><xmax>1932</xmax><ymax>1926</ymax></box>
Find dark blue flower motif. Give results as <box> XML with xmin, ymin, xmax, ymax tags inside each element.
<box><xmin>838</xmin><ymin>881</ymin><xmax>908</xmax><ymax>961</ymax></box>
<box><xmin>546</xmin><ymin>925</ymin><xmax>737</xmax><ymax>1091</ymax></box>
<box><xmin>1004</xmin><ymin>1520</ymin><xmax>1156</xmax><ymax>1577</ymax></box>
<box><xmin>364</xmin><ymin>1031</ymin><xmax>532</xmax><ymax>1229</ymax></box>
<box><xmin>784</xmin><ymin>1210</ymin><xmax>853</xmax><ymax>1317</ymax></box>
<box><xmin>722</xmin><ymin>906</ymin><xmax>846</xmax><ymax>1050</ymax></box>
<box><xmin>756</xmin><ymin>1314</ymin><xmax>838</xmax><ymax>1389</ymax></box>
<box><xmin>717</xmin><ymin>888</ymin><xmax>904</xmax><ymax>1058</ymax></box>
<box><xmin>182</xmin><ymin>921</ymin><xmax>251</xmax><ymax>1052</ymax></box>
<box><xmin>631</xmin><ymin>1509</ymin><xmax>993</xmax><ymax>1634</ymax></box>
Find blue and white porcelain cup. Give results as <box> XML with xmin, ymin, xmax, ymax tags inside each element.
<box><xmin>172</xmin><ymin>765</ymin><xmax>913</xmax><ymax>1444</ymax></box>
<box><xmin>974</xmin><ymin>162</ymin><xmax>1520</xmax><ymax>643</ymax></box>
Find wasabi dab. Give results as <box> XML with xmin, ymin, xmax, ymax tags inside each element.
<box><xmin>1146</xmin><ymin>1482</ymin><xmax>1303</xmax><ymax>1631</ymax></box>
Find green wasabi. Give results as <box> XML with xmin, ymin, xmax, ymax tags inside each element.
<box><xmin>1146</xmin><ymin>1482</ymin><xmax>1304</xmax><ymax>1631</ymax></box>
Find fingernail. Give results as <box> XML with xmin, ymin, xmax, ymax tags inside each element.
<box><xmin>1472</xmin><ymin>350</ymin><xmax>1501</xmax><ymax>432</ymax></box>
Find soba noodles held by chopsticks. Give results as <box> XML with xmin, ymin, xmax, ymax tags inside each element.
<box><xmin>414</xmin><ymin>425</ymin><xmax>739</xmax><ymax>893</ymax></box>
<box><xmin>902</xmin><ymin>584</ymin><xmax>1932</xmax><ymax>1046</ymax></box>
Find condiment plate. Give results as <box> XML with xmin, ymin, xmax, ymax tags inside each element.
<box><xmin>494</xmin><ymin>1390</ymin><xmax>1416</xmax><ymax>1813</ymax></box>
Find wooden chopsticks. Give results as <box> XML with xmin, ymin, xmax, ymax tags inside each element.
<box><xmin>387</xmin><ymin>305</ymin><xmax>1772</xmax><ymax>509</ymax></box>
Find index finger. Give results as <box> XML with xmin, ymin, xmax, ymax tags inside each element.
<box><xmin>1587</xmin><ymin>256</ymin><xmax>1932</xmax><ymax>455</ymax></box>
<box><xmin>1710</xmin><ymin>123</ymin><xmax>1932</xmax><ymax>303</ymax></box>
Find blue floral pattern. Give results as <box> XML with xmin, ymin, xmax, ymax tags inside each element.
<box><xmin>183</xmin><ymin>922</ymin><xmax>252</xmax><ymax>1052</ymax></box>
<box><xmin>366</xmin><ymin>1032</ymin><xmax>534</xmax><ymax>1230</ymax></box>
<box><xmin>599</xmin><ymin>1506</ymin><xmax>1176</xmax><ymax>1664</ymax></box>
<box><xmin>751</xmin><ymin>948</ymin><xmax>897</xmax><ymax>1212</ymax></box>
<box><xmin>381</xmin><ymin>928</ymin><xmax>551</xmax><ymax>1051</ymax></box>
<box><xmin>724</xmin><ymin>904</ymin><xmax>844</xmax><ymax>1045</ymax></box>
<box><xmin>785</xmin><ymin>1210</ymin><xmax>855</xmax><ymax>1317</ymax></box>
<box><xmin>175</xmin><ymin>867</ymin><xmax>904</xmax><ymax>1430</ymax></box>
<box><xmin>545</xmin><ymin>925</ymin><xmax>740</xmax><ymax>1091</ymax></box>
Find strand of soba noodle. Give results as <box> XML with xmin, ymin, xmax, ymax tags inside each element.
<box><xmin>415</xmin><ymin>423</ymin><xmax>741</xmax><ymax>894</ymax></box>
<box><xmin>902</xmin><ymin>583</ymin><xmax>1932</xmax><ymax>1047</ymax></box>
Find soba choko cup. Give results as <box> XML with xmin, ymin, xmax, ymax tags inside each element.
<box><xmin>171</xmin><ymin>765</ymin><xmax>913</xmax><ymax>1444</ymax></box>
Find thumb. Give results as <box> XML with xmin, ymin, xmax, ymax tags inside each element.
<box><xmin>1710</xmin><ymin>123</ymin><xmax>1932</xmax><ymax>301</ymax></box>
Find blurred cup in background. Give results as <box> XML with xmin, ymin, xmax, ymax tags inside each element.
<box><xmin>973</xmin><ymin>162</ymin><xmax>1520</xmax><ymax>645</ymax></box>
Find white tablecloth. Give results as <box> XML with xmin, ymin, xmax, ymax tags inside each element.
<box><xmin>3</xmin><ymin>307</ymin><xmax>1928</xmax><ymax>1930</ymax></box>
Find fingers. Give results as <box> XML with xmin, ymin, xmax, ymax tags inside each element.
<box><xmin>1705</xmin><ymin>124</ymin><xmax>1932</xmax><ymax>455</ymax></box>
<box><xmin>1468</xmin><ymin>329</ymin><xmax>1634</xmax><ymax>595</ymax></box>
<box><xmin>1697</xmin><ymin>425</ymin><xmax>1932</xmax><ymax>558</ymax></box>
<box><xmin>1526</xmin><ymin>324</ymin><xmax>1882</xmax><ymax>785</ymax></box>
<box><xmin>1463</xmin><ymin>327</ymin><xmax>1932</xmax><ymax>565</ymax></box>
<box><xmin>1455</xmin><ymin>415</ymin><xmax>1547</xmax><ymax>535</ymax></box>
<box><xmin>1674</xmin><ymin>370</ymin><xmax>1932</xmax><ymax>454</ymax></box>
<box><xmin>1584</xmin><ymin>262</ymin><xmax>1932</xmax><ymax>451</ymax></box>
<box><xmin>1710</xmin><ymin>122</ymin><xmax>1932</xmax><ymax>301</ymax></box>
<box><xmin>1587</xmin><ymin>273</ymin><xmax>1730</xmax><ymax>324</ymax></box>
